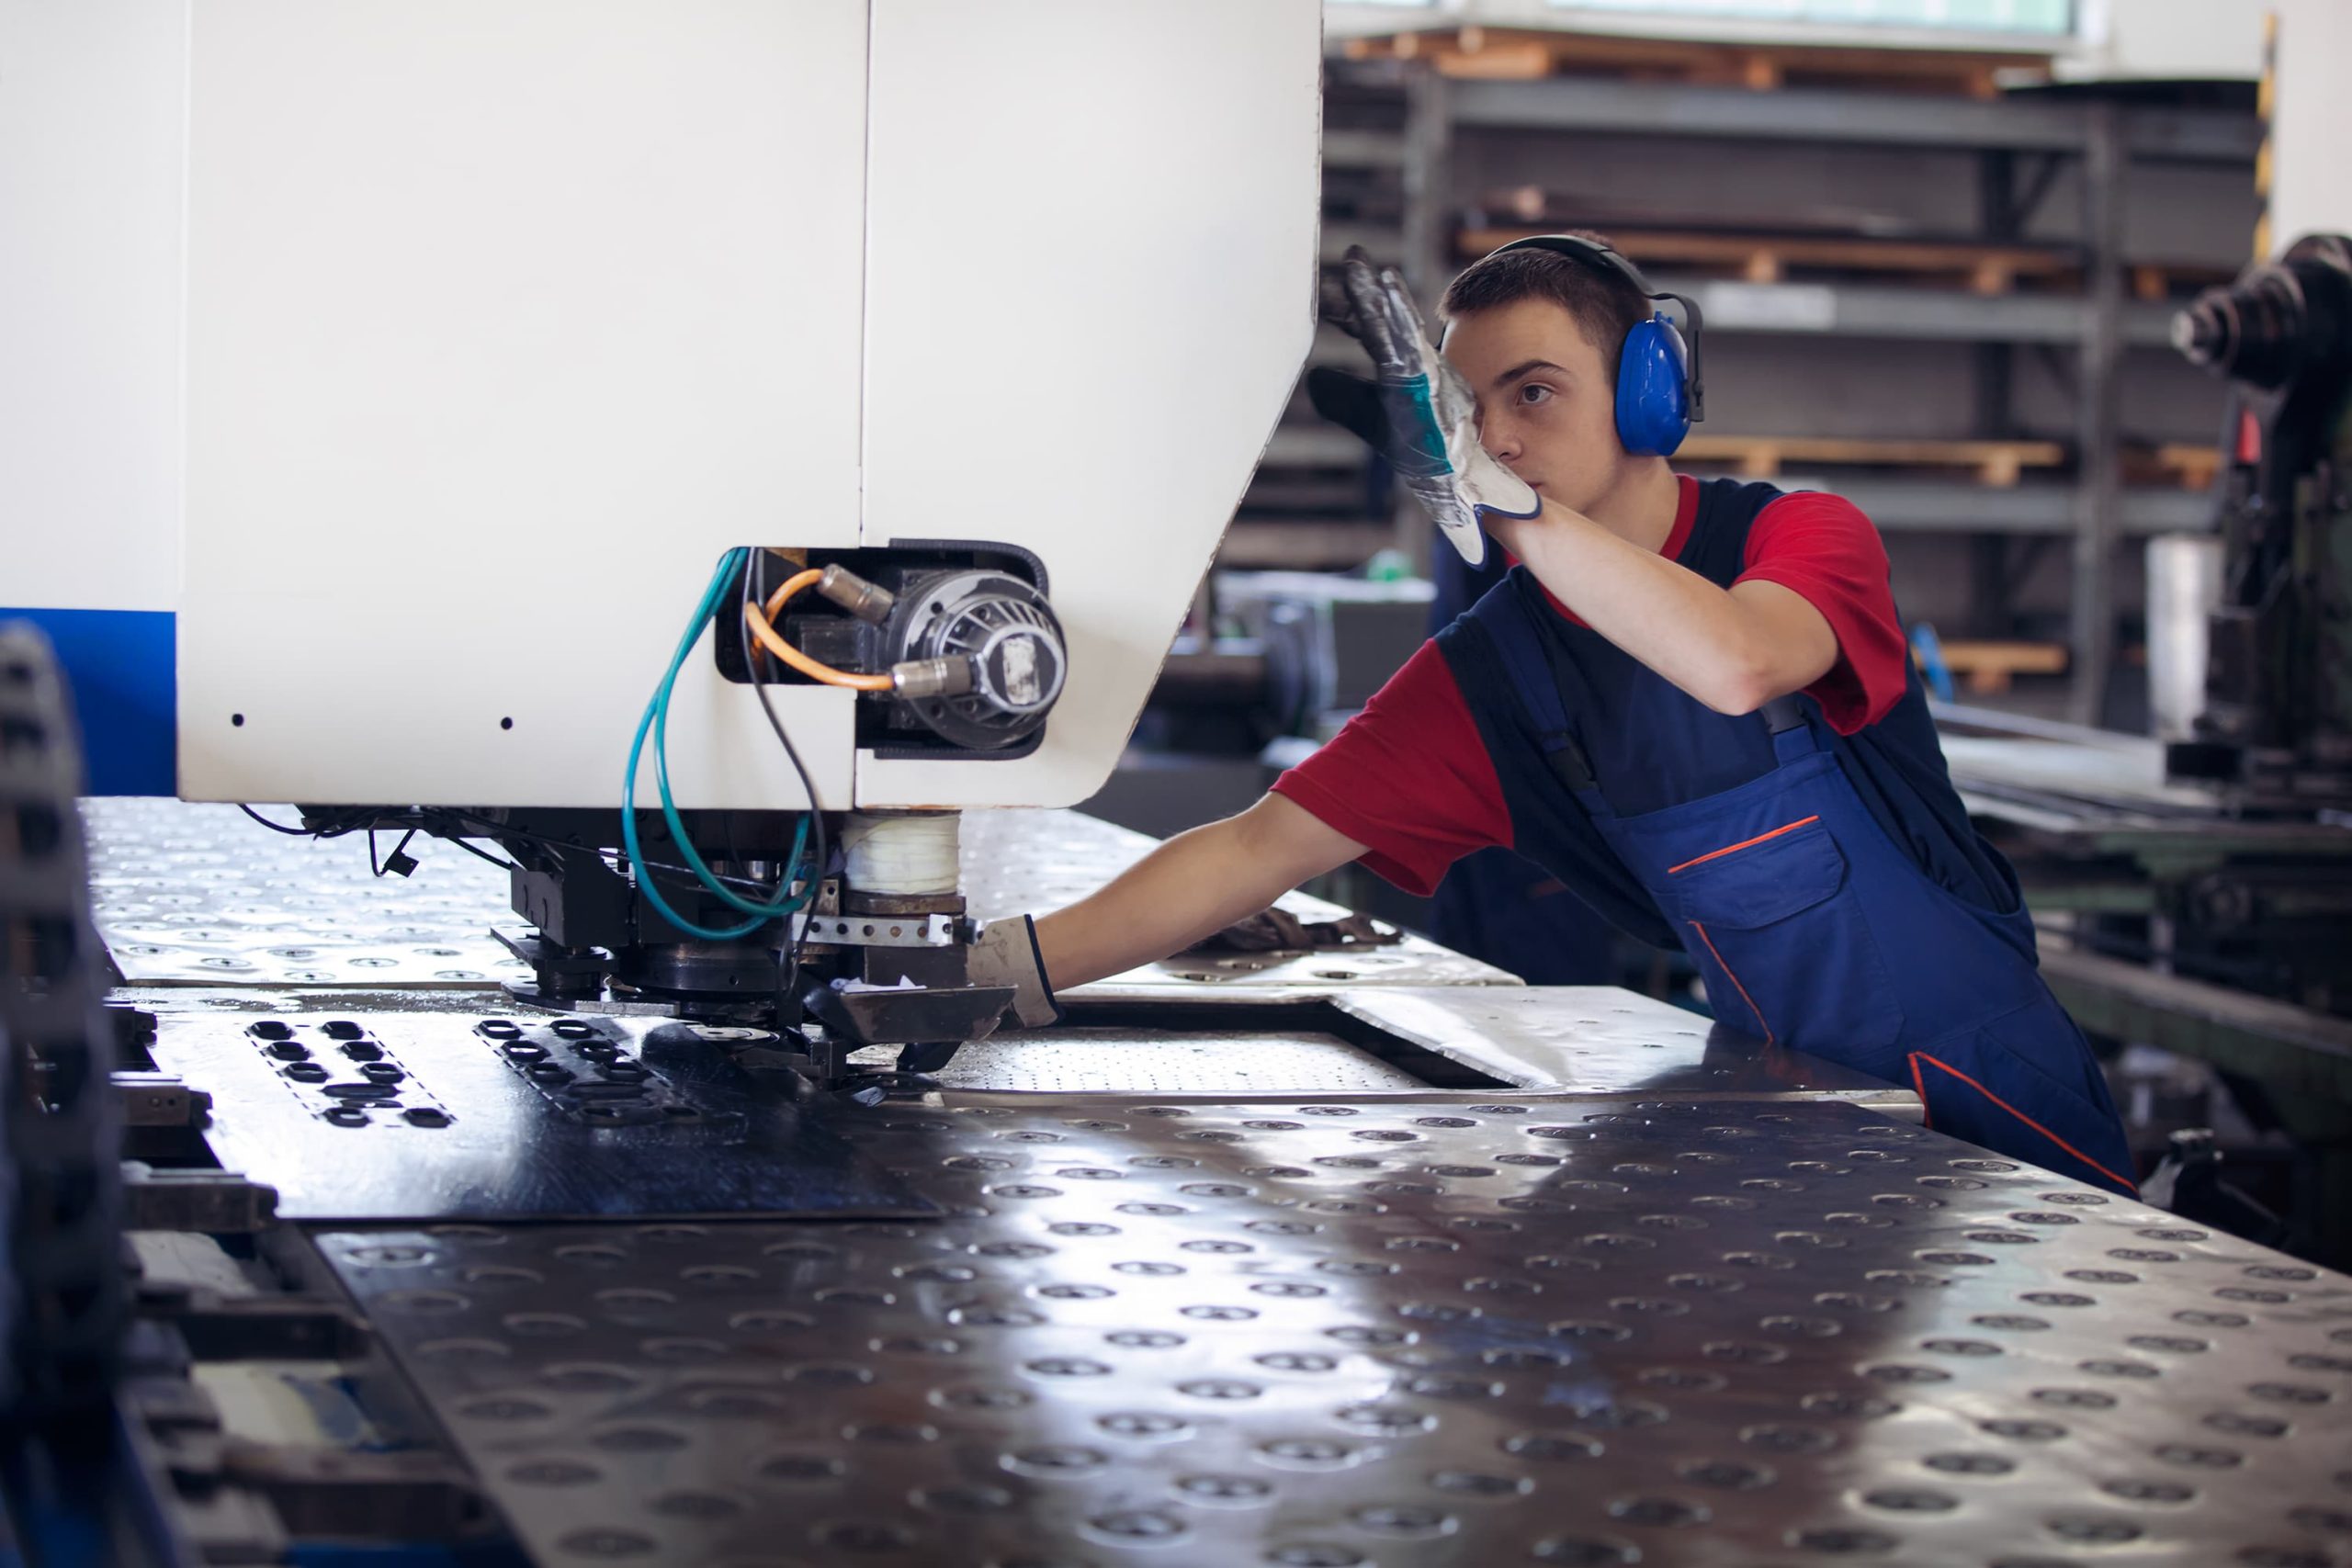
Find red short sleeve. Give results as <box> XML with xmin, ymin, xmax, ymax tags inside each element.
<box><xmin>1269</xmin><ymin>641</ymin><xmax>1511</xmax><ymax>897</ymax></box>
<box><xmin>1736</xmin><ymin>492</ymin><xmax>1907</xmax><ymax>734</ymax></box>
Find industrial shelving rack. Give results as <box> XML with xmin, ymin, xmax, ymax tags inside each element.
<box><xmin>1235</xmin><ymin>51</ymin><xmax>2258</xmax><ymax>722</ymax></box>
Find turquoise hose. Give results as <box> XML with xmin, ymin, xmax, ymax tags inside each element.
<box><xmin>621</xmin><ymin>547</ymin><xmax>812</xmax><ymax>942</ymax></box>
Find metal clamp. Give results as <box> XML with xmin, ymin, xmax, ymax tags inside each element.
<box><xmin>792</xmin><ymin>912</ymin><xmax>965</xmax><ymax>949</ymax></box>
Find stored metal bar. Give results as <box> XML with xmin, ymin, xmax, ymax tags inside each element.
<box><xmin>1744</xmin><ymin>479</ymin><xmax>2207</xmax><ymax>535</ymax></box>
<box><xmin>1319</xmin><ymin>128</ymin><xmax>1406</xmax><ymax>168</ymax></box>
<box><xmin>1317</xmin><ymin>220</ymin><xmax>1399</xmax><ymax>262</ymax></box>
<box><xmin>1647</xmin><ymin>277</ymin><xmax>2180</xmax><ymax>347</ymax></box>
<box><xmin>1265</xmin><ymin>427</ymin><xmax>1374</xmax><ymax>467</ymax></box>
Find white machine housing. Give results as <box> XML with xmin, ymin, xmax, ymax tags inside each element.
<box><xmin>177</xmin><ymin>0</ymin><xmax>1321</xmax><ymax>811</ymax></box>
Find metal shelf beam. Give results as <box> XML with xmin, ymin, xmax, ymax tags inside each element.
<box><xmin>1833</xmin><ymin>479</ymin><xmax>2209</xmax><ymax>535</ymax></box>
<box><xmin>1320</xmin><ymin>128</ymin><xmax>1407</xmax><ymax>167</ymax></box>
<box><xmin>1651</xmin><ymin>276</ymin><xmax>2182</xmax><ymax>347</ymax></box>
<box><xmin>1449</xmin><ymin>78</ymin><xmax>2258</xmax><ymax>163</ymax></box>
<box><xmin>1243</xmin><ymin>436</ymin><xmax>2217</xmax><ymax>537</ymax></box>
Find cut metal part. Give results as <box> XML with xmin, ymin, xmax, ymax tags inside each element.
<box><xmin>121</xmin><ymin>1167</ymin><xmax>277</xmax><ymax>1235</ymax></box>
<box><xmin>317</xmin><ymin>1098</ymin><xmax>2352</xmax><ymax>1568</ymax></box>
<box><xmin>113</xmin><ymin>1073</ymin><xmax>209</xmax><ymax>1129</ymax></box>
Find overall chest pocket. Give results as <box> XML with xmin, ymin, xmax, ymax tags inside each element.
<box><xmin>1665</xmin><ymin>817</ymin><xmax>1905</xmax><ymax>1063</ymax></box>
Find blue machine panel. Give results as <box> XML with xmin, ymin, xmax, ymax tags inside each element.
<box><xmin>0</xmin><ymin>608</ymin><xmax>176</xmax><ymax>795</ymax></box>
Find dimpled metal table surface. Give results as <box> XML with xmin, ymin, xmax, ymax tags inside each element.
<box><xmin>319</xmin><ymin>1099</ymin><xmax>2352</xmax><ymax>1568</ymax></box>
<box><xmin>84</xmin><ymin>799</ymin><xmax>526</xmax><ymax>987</ymax></box>
<box><xmin>84</xmin><ymin>800</ymin><xmax>1512</xmax><ymax>993</ymax></box>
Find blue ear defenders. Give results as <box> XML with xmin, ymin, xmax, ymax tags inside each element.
<box><xmin>1486</xmin><ymin>233</ymin><xmax>1705</xmax><ymax>458</ymax></box>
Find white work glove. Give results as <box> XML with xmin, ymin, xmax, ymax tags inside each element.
<box><xmin>1307</xmin><ymin>246</ymin><xmax>1539</xmax><ymax>568</ymax></box>
<box><xmin>966</xmin><ymin>914</ymin><xmax>1061</xmax><ymax>1031</ymax></box>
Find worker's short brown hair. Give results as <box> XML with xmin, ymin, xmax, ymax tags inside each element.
<box><xmin>1441</xmin><ymin>230</ymin><xmax>1652</xmax><ymax>379</ymax></box>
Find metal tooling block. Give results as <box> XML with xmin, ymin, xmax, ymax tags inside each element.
<box><xmin>83</xmin><ymin>799</ymin><xmax>1512</xmax><ymax>993</ymax></box>
<box><xmin>144</xmin><ymin>1011</ymin><xmax>935</xmax><ymax>1223</ymax></box>
<box><xmin>316</xmin><ymin>1098</ymin><xmax>2352</xmax><ymax>1567</ymax></box>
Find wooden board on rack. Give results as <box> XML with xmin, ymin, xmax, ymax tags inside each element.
<box><xmin>1922</xmin><ymin>639</ymin><xmax>2069</xmax><ymax>694</ymax></box>
<box><xmin>2121</xmin><ymin>443</ymin><xmax>2224</xmax><ymax>491</ymax></box>
<box><xmin>1458</xmin><ymin>224</ymin><xmax>2076</xmax><ymax>295</ymax></box>
<box><xmin>2131</xmin><ymin>262</ymin><xmax>2240</xmax><ymax>302</ymax></box>
<box><xmin>1344</xmin><ymin>26</ymin><xmax>2052</xmax><ymax>97</ymax></box>
<box><xmin>1677</xmin><ymin>434</ymin><xmax>2065</xmax><ymax>488</ymax></box>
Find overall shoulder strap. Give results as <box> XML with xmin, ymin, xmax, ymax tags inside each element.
<box><xmin>1760</xmin><ymin>693</ymin><xmax>1821</xmax><ymax>761</ymax></box>
<box><xmin>1682</xmin><ymin>477</ymin><xmax>1788</xmax><ymax>586</ymax></box>
<box><xmin>1467</xmin><ymin>573</ymin><xmax>1595</xmax><ymax>791</ymax></box>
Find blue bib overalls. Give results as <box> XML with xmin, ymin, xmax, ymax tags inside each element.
<box><xmin>1463</xmin><ymin>512</ymin><xmax>2137</xmax><ymax>1196</ymax></box>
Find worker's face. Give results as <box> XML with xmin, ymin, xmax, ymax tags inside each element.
<box><xmin>1442</xmin><ymin>299</ymin><xmax>1633</xmax><ymax>519</ymax></box>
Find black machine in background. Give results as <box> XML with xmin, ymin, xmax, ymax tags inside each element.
<box><xmin>2169</xmin><ymin>232</ymin><xmax>2352</xmax><ymax>807</ymax></box>
<box><xmin>1932</xmin><ymin>234</ymin><xmax>2352</xmax><ymax>1265</ymax></box>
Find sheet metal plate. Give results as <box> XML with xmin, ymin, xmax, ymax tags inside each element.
<box><xmin>319</xmin><ymin>1098</ymin><xmax>2352</xmax><ymax>1567</ymax></box>
<box><xmin>850</xmin><ymin>987</ymin><xmax>1897</xmax><ymax>1102</ymax></box>
<box><xmin>86</xmin><ymin>800</ymin><xmax>1513</xmax><ymax>993</ymax></box>
<box><xmin>150</xmin><ymin>996</ymin><xmax>1916</xmax><ymax>1220</ymax></box>
<box><xmin>854</xmin><ymin>1028</ymin><xmax>1434</xmax><ymax>1095</ymax></box>
<box><xmin>145</xmin><ymin>1011</ymin><xmax>933</xmax><ymax>1223</ymax></box>
<box><xmin>1326</xmin><ymin>988</ymin><xmax>1909</xmax><ymax>1104</ymax></box>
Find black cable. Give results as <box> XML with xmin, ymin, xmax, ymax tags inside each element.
<box><xmin>241</xmin><ymin>802</ymin><xmax>767</xmax><ymax>893</ymax></box>
<box><xmin>239</xmin><ymin>803</ymin><xmax>375</xmax><ymax>839</ymax></box>
<box><xmin>367</xmin><ymin>827</ymin><xmax>419</xmax><ymax>878</ymax></box>
<box><xmin>396</xmin><ymin>807</ymin><xmax>772</xmax><ymax>895</ymax></box>
<box><xmin>441</xmin><ymin>834</ymin><xmax>524</xmax><ymax>874</ymax></box>
<box><xmin>742</xmin><ymin>548</ymin><xmax>829</xmax><ymax>1008</ymax></box>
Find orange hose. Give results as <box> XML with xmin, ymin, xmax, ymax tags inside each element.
<box><xmin>741</xmin><ymin>569</ymin><xmax>896</xmax><ymax>692</ymax></box>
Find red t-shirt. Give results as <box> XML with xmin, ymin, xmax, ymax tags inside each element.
<box><xmin>1271</xmin><ymin>477</ymin><xmax>1907</xmax><ymax>897</ymax></box>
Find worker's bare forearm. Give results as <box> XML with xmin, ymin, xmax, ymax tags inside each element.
<box><xmin>1496</xmin><ymin>502</ymin><xmax>1836</xmax><ymax>715</ymax></box>
<box><xmin>1035</xmin><ymin>794</ymin><xmax>1366</xmax><ymax>992</ymax></box>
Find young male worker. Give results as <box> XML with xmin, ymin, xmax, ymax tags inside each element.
<box><xmin>1029</xmin><ymin>234</ymin><xmax>2137</xmax><ymax>1196</ymax></box>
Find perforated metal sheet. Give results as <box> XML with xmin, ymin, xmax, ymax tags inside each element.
<box><xmin>321</xmin><ymin>1099</ymin><xmax>2352</xmax><ymax>1568</ymax></box>
<box><xmin>854</xmin><ymin>1027</ymin><xmax>1433</xmax><ymax>1095</ymax></box>
<box><xmin>85</xmin><ymin>800</ymin><xmax>1513</xmax><ymax>994</ymax></box>
<box><xmin>144</xmin><ymin>1011</ymin><xmax>933</xmax><ymax>1223</ymax></box>
<box><xmin>152</xmin><ymin>994</ymin><xmax>1913</xmax><ymax>1224</ymax></box>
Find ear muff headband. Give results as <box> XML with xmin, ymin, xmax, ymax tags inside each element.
<box><xmin>1485</xmin><ymin>233</ymin><xmax>1706</xmax><ymax>451</ymax></box>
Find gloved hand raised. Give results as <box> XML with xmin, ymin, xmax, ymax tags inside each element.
<box><xmin>1306</xmin><ymin>246</ymin><xmax>1538</xmax><ymax>568</ymax></box>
